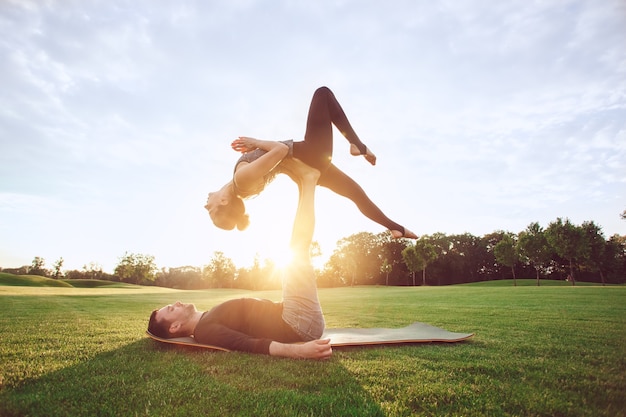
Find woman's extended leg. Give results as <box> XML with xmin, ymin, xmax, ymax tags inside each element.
<box><xmin>317</xmin><ymin>164</ymin><xmax>417</xmax><ymax>238</ymax></box>
<box><xmin>292</xmin><ymin>86</ymin><xmax>375</xmax><ymax>171</ymax></box>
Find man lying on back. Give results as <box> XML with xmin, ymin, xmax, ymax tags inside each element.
<box><xmin>148</xmin><ymin>161</ymin><xmax>331</xmax><ymax>359</ymax></box>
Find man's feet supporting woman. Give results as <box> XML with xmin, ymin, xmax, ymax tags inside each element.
<box><xmin>350</xmin><ymin>143</ymin><xmax>377</xmax><ymax>166</ymax></box>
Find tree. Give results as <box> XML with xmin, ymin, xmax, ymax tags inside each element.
<box><xmin>494</xmin><ymin>234</ymin><xmax>519</xmax><ymax>286</ymax></box>
<box><xmin>581</xmin><ymin>221</ymin><xmax>606</xmax><ymax>285</ymax></box>
<box><xmin>156</xmin><ymin>266</ymin><xmax>202</xmax><ymax>289</ymax></box>
<box><xmin>442</xmin><ymin>233</ymin><xmax>484</xmax><ymax>284</ymax></box>
<box><xmin>235</xmin><ymin>254</ymin><xmax>262</xmax><ymax>290</ymax></box>
<box><xmin>402</xmin><ymin>245</ymin><xmax>421</xmax><ymax>286</ymax></box>
<box><xmin>545</xmin><ymin>218</ymin><xmax>587</xmax><ymax>285</ymax></box>
<box><xmin>416</xmin><ymin>238</ymin><xmax>438</xmax><ymax>286</ymax></box>
<box><xmin>30</xmin><ymin>257</ymin><xmax>46</xmax><ymax>276</ymax></box>
<box><xmin>203</xmin><ymin>251</ymin><xmax>236</xmax><ymax>289</ymax></box>
<box><xmin>310</xmin><ymin>241</ymin><xmax>322</xmax><ymax>260</ymax></box>
<box><xmin>426</xmin><ymin>232</ymin><xmax>453</xmax><ymax>285</ymax></box>
<box><xmin>482</xmin><ymin>231</ymin><xmax>512</xmax><ymax>280</ymax></box>
<box><xmin>318</xmin><ymin>260</ymin><xmax>341</xmax><ymax>287</ymax></box>
<box><xmin>402</xmin><ymin>238</ymin><xmax>438</xmax><ymax>286</ymax></box>
<box><xmin>83</xmin><ymin>262</ymin><xmax>104</xmax><ymax>280</ymax></box>
<box><xmin>52</xmin><ymin>257</ymin><xmax>64</xmax><ymax>279</ymax></box>
<box><xmin>330</xmin><ymin>232</ymin><xmax>379</xmax><ymax>286</ymax></box>
<box><xmin>518</xmin><ymin>222</ymin><xmax>551</xmax><ymax>286</ymax></box>
<box><xmin>604</xmin><ymin>235</ymin><xmax>626</xmax><ymax>284</ymax></box>
<box><xmin>376</xmin><ymin>232</ymin><xmax>411</xmax><ymax>286</ymax></box>
<box><xmin>380</xmin><ymin>259</ymin><xmax>393</xmax><ymax>286</ymax></box>
<box><xmin>261</xmin><ymin>258</ymin><xmax>283</xmax><ymax>290</ymax></box>
<box><xmin>114</xmin><ymin>252</ymin><xmax>158</xmax><ymax>285</ymax></box>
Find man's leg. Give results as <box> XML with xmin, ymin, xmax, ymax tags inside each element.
<box><xmin>281</xmin><ymin>165</ymin><xmax>325</xmax><ymax>341</ymax></box>
<box><xmin>289</xmin><ymin>173</ymin><xmax>317</xmax><ymax>257</ymax></box>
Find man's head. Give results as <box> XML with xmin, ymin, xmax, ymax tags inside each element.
<box><xmin>147</xmin><ymin>301</ymin><xmax>197</xmax><ymax>338</ymax></box>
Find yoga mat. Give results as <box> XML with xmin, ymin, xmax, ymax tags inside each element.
<box><xmin>146</xmin><ymin>322</ymin><xmax>473</xmax><ymax>351</ymax></box>
<box><xmin>322</xmin><ymin>322</ymin><xmax>474</xmax><ymax>346</ymax></box>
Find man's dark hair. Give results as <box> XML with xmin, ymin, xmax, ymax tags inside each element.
<box><xmin>148</xmin><ymin>309</ymin><xmax>172</xmax><ymax>338</ymax></box>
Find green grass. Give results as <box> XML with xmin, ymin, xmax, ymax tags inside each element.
<box><xmin>59</xmin><ymin>279</ymin><xmax>144</xmax><ymax>289</ymax></box>
<box><xmin>0</xmin><ymin>272</ymin><xmax>73</xmax><ymax>287</ymax></box>
<box><xmin>1</xmin><ymin>278</ymin><xmax>624</xmax><ymax>416</ymax></box>
<box><xmin>0</xmin><ymin>273</ymin><xmax>143</xmax><ymax>289</ymax></box>
<box><xmin>458</xmin><ymin>278</ymin><xmax>606</xmax><ymax>287</ymax></box>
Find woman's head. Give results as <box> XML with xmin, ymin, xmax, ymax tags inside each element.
<box><xmin>206</xmin><ymin>196</ymin><xmax>250</xmax><ymax>231</ymax></box>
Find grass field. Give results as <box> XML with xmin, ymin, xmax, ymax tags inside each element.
<box><xmin>1</xmin><ymin>275</ymin><xmax>624</xmax><ymax>416</ymax></box>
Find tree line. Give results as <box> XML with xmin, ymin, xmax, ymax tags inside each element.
<box><xmin>3</xmin><ymin>216</ymin><xmax>625</xmax><ymax>288</ymax></box>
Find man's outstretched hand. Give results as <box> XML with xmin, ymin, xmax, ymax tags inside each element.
<box><xmin>269</xmin><ymin>339</ymin><xmax>332</xmax><ymax>360</ymax></box>
<box><xmin>299</xmin><ymin>339</ymin><xmax>333</xmax><ymax>359</ymax></box>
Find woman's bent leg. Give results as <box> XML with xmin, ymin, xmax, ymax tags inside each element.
<box><xmin>293</xmin><ymin>86</ymin><xmax>368</xmax><ymax>171</ymax></box>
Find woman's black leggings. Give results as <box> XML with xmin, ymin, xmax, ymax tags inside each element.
<box><xmin>293</xmin><ymin>86</ymin><xmax>366</xmax><ymax>171</ymax></box>
<box><xmin>292</xmin><ymin>87</ymin><xmax>405</xmax><ymax>234</ymax></box>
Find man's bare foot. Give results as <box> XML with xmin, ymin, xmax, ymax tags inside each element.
<box><xmin>350</xmin><ymin>143</ymin><xmax>376</xmax><ymax>166</ymax></box>
<box><xmin>391</xmin><ymin>228</ymin><xmax>418</xmax><ymax>239</ymax></box>
<box><xmin>280</xmin><ymin>158</ymin><xmax>320</xmax><ymax>183</ymax></box>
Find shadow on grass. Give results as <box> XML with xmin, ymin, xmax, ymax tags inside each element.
<box><xmin>0</xmin><ymin>337</ymin><xmax>386</xmax><ymax>417</ymax></box>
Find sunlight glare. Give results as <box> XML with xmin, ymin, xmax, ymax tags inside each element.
<box><xmin>264</xmin><ymin>244</ymin><xmax>294</xmax><ymax>270</ymax></box>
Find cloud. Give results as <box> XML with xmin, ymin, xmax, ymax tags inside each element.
<box><xmin>1</xmin><ymin>0</ymin><xmax>624</xmax><ymax>271</ymax></box>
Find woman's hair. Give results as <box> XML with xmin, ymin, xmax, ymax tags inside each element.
<box><xmin>148</xmin><ymin>309</ymin><xmax>172</xmax><ymax>338</ymax></box>
<box><xmin>211</xmin><ymin>197</ymin><xmax>250</xmax><ymax>231</ymax></box>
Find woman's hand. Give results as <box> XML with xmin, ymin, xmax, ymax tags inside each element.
<box><xmin>231</xmin><ymin>137</ymin><xmax>259</xmax><ymax>153</ymax></box>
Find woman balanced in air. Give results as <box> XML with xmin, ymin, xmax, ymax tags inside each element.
<box><xmin>204</xmin><ymin>86</ymin><xmax>417</xmax><ymax>239</ymax></box>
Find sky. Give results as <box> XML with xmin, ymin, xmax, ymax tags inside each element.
<box><xmin>1</xmin><ymin>0</ymin><xmax>625</xmax><ymax>273</ymax></box>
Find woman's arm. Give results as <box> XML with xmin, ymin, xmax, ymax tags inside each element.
<box><xmin>231</xmin><ymin>136</ymin><xmax>285</xmax><ymax>153</ymax></box>
<box><xmin>231</xmin><ymin>137</ymin><xmax>288</xmax><ymax>193</ymax></box>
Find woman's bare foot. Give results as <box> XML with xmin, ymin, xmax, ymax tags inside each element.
<box><xmin>350</xmin><ymin>143</ymin><xmax>377</xmax><ymax>166</ymax></box>
<box><xmin>391</xmin><ymin>228</ymin><xmax>418</xmax><ymax>239</ymax></box>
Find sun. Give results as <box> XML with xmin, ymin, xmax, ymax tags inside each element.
<box><xmin>233</xmin><ymin>176</ymin><xmax>342</xmax><ymax>271</ymax></box>
<box><xmin>264</xmin><ymin>245</ymin><xmax>295</xmax><ymax>270</ymax></box>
